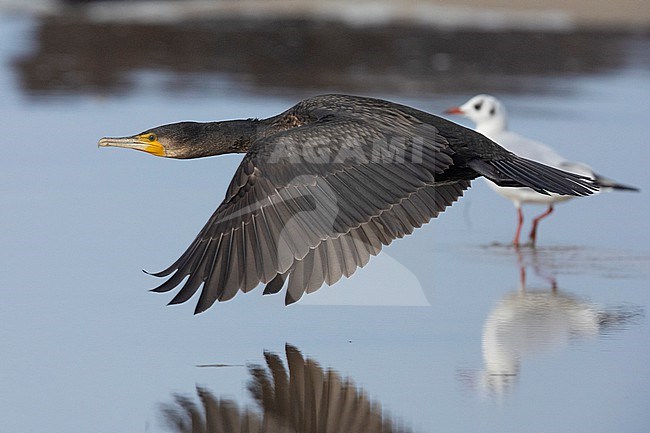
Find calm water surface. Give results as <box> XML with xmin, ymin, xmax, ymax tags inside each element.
<box><xmin>1</xmin><ymin>11</ymin><xmax>649</xmax><ymax>433</ymax></box>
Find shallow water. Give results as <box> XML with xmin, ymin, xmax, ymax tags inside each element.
<box><xmin>1</xmin><ymin>11</ymin><xmax>649</xmax><ymax>433</ymax></box>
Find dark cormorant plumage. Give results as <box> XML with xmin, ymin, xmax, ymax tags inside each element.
<box><xmin>99</xmin><ymin>94</ymin><xmax>597</xmax><ymax>313</ymax></box>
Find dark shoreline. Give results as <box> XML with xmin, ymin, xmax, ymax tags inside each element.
<box><xmin>12</xmin><ymin>15</ymin><xmax>650</xmax><ymax>97</ymax></box>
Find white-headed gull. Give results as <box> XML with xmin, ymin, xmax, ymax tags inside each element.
<box><xmin>445</xmin><ymin>94</ymin><xmax>638</xmax><ymax>246</ymax></box>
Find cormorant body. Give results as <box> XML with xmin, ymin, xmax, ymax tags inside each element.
<box><xmin>100</xmin><ymin>94</ymin><xmax>597</xmax><ymax>313</ymax></box>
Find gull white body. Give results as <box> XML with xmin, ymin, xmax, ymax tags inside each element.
<box><xmin>482</xmin><ymin>129</ymin><xmax>591</xmax><ymax>206</ymax></box>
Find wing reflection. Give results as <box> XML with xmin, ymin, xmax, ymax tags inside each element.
<box><xmin>476</xmin><ymin>248</ymin><xmax>642</xmax><ymax>398</ymax></box>
<box><xmin>160</xmin><ymin>345</ymin><xmax>411</xmax><ymax>433</ymax></box>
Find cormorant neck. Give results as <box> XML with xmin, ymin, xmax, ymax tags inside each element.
<box><xmin>168</xmin><ymin>119</ymin><xmax>264</xmax><ymax>159</ymax></box>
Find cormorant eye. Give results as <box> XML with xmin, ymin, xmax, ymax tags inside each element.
<box><xmin>474</xmin><ymin>101</ymin><xmax>483</xmax><ymax>111</ymax></box>
<box><xmin>147</xmin><ymin>134</ymin><xmax>157</xmax><ymax>142</ymax></box>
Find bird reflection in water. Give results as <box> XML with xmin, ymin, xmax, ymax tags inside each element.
<box><xmin>160</xmin><ymin>344</ymin><xmax>411</xmax><ymax>433</ymax></box>
<box><xmin>465</xmin><ymin>248</ymin><xmax>642</xmax><ymax>398</ymax></box>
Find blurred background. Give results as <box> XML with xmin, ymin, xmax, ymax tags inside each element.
<box><xmin>6</xmin><ymin>0</ymin><xmax>650</xmax><ymax>98</ymax></box>
<box><xmin>1</xmin><ymin>1</ymin><xmax>649</xmax><ymax>432</ymax></box>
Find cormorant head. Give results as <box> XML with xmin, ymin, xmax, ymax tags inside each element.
<box><xmin>99</xmin><ymin>121</ymin><xmax>255</xmax><ymax>159</ymax></box>
<box><xmin>99</xmin><ymin>122</ymin><xmax>204</xmax><ymax>159</ymax></box>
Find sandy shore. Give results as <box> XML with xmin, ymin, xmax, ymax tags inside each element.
<box><xmin>445</xmin><ymin>0</ymin><xmax>650</xmax><ymax>29</ymax></box>
<box><xmin>2</xmin><ymin>0</ymin><xmax>649</xmax><ymax>30</ymax></box>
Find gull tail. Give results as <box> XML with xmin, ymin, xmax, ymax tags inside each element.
<box><xmin>593</xmin><ymin>174</ymin><xmax>639</xmax><ymax>192</ymax></box>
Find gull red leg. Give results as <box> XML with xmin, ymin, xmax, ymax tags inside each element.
<box><xmin>513</xmin><ymin>207</ymin><xmax>524</xmax><ymax>247</ymax></box>
<box><xmin>528</xmin><ymin>205</ymin><xmax>554</xmax><ymax>246</ymax></box>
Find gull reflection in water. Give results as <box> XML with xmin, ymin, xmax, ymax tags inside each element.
<box><xmin>474</xmin><ymin>248</ymin><xmax>642</xmax><ymax>398</ymax></box>
<box><xmin>160</xmin><ymin>344</ymin><xmax>411</xmax><ymax>433</ymax></box>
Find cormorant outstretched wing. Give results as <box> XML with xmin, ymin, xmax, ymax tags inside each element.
<box><xmin>148</xmin><ymin>97</ymin><xmax>596</xmax><ymax>313</ymax></box>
